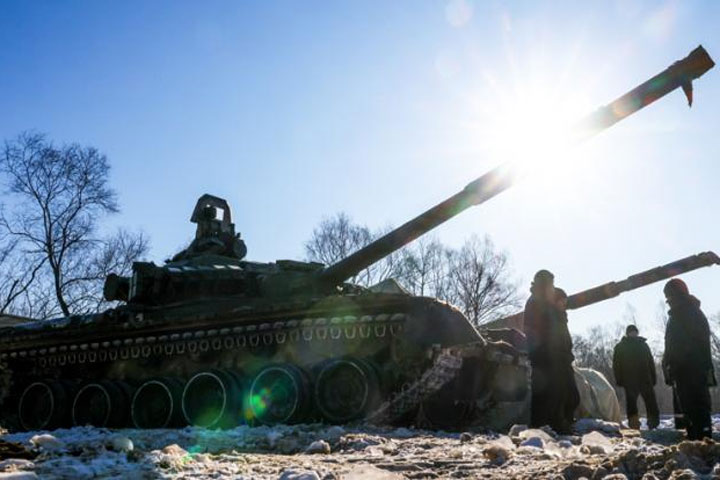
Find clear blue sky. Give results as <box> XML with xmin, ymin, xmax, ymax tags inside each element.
<box><xmin>1</xmin><ymin>0</ymin><xmax>718</xmax><ymax>341</ymax></box>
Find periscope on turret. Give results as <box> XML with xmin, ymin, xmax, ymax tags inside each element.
<box><xmin>0</xmin><ymin>46</ymin><xmax>714</xmax><ymax>433</ymax></box>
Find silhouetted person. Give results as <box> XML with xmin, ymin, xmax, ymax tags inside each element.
<box><xmin>524</xmin><ymin>270</ymin><xmax>555</xmax><ymax>429</ymax></box>
<box><xmin>524</xmin><ymin>271</ymin><xmax>577</xmax><ymax>433</ymax></box>
<box><xmin>663</xmin><ymin>278</ymin><xmax>713</xmax><ymax>440</ymax></box>
<box><xmin>613</xmin><ymin>325</ymin><xmax>659</xmax><ymax>429</ymax></box>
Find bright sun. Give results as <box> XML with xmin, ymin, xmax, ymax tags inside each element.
<box><xmin>485</xmin><ymin>86</ymin><xmax>594</xmax><ymax>186</ymax></box>
<box><xmin>448</xmin><ymin>40</ymin><xmax>609</xmax><ymax>206</ymax></box>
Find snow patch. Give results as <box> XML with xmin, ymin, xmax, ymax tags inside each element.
<box><xmin>574</xmin><ymin>418</ymin><xmax>621</xmax><ymax>435</ymax></box>
<box><xmin>304</xmin><ymin>440</ymin><xmax>330</xmax><ymax>454</ymax></box>
<box><xmin>0</xmin><ymin>459</ymin><xmax>34</xmax><ymax>472</ymax></box>
<box><xmin>517</xmin><ymin>428</ymin><xmax>555</xmax><ymax>443</ymax></box>
<box><xmin>581</xmin><ymin>431</ymin><xmax>613</xmax><ymax>454</ymax></box>
<box><xmin>0</xmin><ymin>473</ymin><xmax>39</xmax><ymax>479</ymax></box>
<box><xmin>519</xmin><ymin>436</ymin><xmax>545</xmax><ymax>449</ymax></box>
<box><xmin>28</xmin><ymin>434</ymin><xmax>63</xmax><ymax>452</ymax></box>
<box><xmin>278</xmin><ymin>470</ymin><xmax>320</xmax><ymax>480</ymax></box>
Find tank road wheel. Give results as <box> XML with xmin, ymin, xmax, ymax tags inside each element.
<box><xmin>249</xmin><ymin>364</ymin><xmax>311</xmax><ymax>425</ymax></box>
<box><xmin>314</xmin><ymin>358</ymin><xmax>380</xmax><ymax>423</ymax></box>
<box><xmin>18</xmin><ymin>381</ymin><xmax>71</xmax><ymax>431</ymax></box>
<box><xmin>131</xmin><ymin>377</ymin><xmax>185</xmax><ymax>429</ymax></box>
<box><xmin>182</xmin><ymin>369</ymin><xmax>245</xmax><ymax>429</ymax></box>
<box><xmin>72</xmin><ymin>381</ymin><xmax>133</xmax><ymax>427</ymax></box>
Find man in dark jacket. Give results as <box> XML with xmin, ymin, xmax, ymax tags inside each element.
<box><xmin>524</xmin><ymin>270</ymin><xmax>556</xmax><ymax>430</ymax></box>
<box><xmin>523</xmin><ymin>270</ymin><xmax>577</xmax><ymax>433</ymax></box>
<box><xmin>613</xmin><ymin>325</ymin><xmax>659</xmax><ymax>429</ymax></box>
<box><xmin>663</xmin><ymin>278</ymin><xmax>713</xmax><ymax>440</ymax></box>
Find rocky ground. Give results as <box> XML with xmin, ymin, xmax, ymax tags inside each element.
<box><xmin>1</xmin><ymin>418</ymin><xmax>720</xmax><ymax>479</ymax></box>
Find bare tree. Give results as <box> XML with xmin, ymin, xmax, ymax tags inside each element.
<box><xmin>572</xmin><ymin>323</ymin><xmax>624</xmax><ymax>383</ymax></box>
<box><xmin>0</xmin><ymin>132</ymin><xmax>148</xmax><ymax>318</ymax></box>
<box><xmin>0</xmin><ymin>235</ymin><xmax>45</xmax><ymax>316</ymax></box>
<box><xmin>705</xmin><ymin>311</ymin><xmax>720</xmax><ymax>367</ymax></box>
<box><xmin>305</xmin><ymin>213</ymin><xmax>371</xmax><ymax>266</ymax></box>
<box><xmin>654</xmin><ymin>299</ymin><xmax>669</xmax><ymax>331</ymax></box>
<box><xmin>58</xmin><ymin>228</ymin><xmax>149</xmax><ymax>314</ymax></box>
<box><xmin>304</xmin><ymin>213</ymin><xmax>400</xmax><ymax>286</ymax></box>
<box><xmin>396</xmin><ymin>236</ymin><xmax>449</xmax><ymax>298</ymax></box>
<box><xmin>444</xmin><ymin>235</ymin><xmax>520</xmax><ymax>326</ymax></box>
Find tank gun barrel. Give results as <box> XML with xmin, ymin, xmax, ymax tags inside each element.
<box><xmin>566</xmin><ymin>251</ymin><xmax>720</xmax><ymax>310</ymax></box>
<box><xmin>319</xmin><ymin>46</ymin><xmax>714</xmax><ymax>287</ymax></box>
<box><xmin>485</xmin><ymin>251</ymin><xmax>720</xmax><ymax>330</ymax></box>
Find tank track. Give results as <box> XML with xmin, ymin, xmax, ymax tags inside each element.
<box><xmin>367</xmin><ymin>348</ymin><xmax>463</xmax><ymax>423</ymax></box>
<box><xmin>368</xmin><ymin>340</ymin><xmax>529</xmax><ymax>425</ymax></box>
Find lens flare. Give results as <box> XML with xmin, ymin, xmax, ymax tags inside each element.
<box><xmin>249</xmin><ymin>387</ymin><xmax>270</xmax><ymax>419</ymax></box>
<box><xmin>487</xmin><ymin>88</ymin><xmax>591</xmax><ymax>183</ymax></box>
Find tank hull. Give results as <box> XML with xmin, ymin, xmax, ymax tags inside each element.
<box><xmin>0</xmin><ymin>292</ymin><xmax>529</xmax><ymax>432</ymax></box>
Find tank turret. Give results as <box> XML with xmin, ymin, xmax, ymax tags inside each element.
<box><xmin>106</xmin><ymin>46</ymin><xmax>713</xmax><ymax>307</ymax></box>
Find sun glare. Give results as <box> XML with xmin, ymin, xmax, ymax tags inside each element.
<box><xmin>486</xmin><ymin>87</ymin><xmax>593</xmax><ymax>184</ymax></box>
<box><xmin>450</xmin><ymin>38</ymin><xmax>605</xmax><ymax>206</ymax></box>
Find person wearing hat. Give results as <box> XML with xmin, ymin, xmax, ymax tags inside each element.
<box><xmin>662</xmin><ymin>278</ymin><xmax>714</xmax><ymax>440</ymax></box>
<box><xmin>524</xmin><ymin>269</ymin><xmax>576</xmax><ymax>432</ymax></box>
<box><xmin>612</xmin><ymin>325</ymin><xmax>659</xmax><ymax>429</ymax></box>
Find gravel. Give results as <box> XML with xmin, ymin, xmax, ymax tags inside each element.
<box><xmin>0</xmin><ymin>417</ymin><xmax>719</xmax><ymax>479</ymax></box>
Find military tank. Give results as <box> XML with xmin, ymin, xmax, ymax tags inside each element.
<box><xmin>0</xmin><ymin>46</ymin><xmax>714</xmax><ymax>433</ymax></box>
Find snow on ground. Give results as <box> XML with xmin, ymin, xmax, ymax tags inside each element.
<box><xmin>2</xmin><ymin>417</ymin><xmax>720</xmax><ymax>479</ymax></box>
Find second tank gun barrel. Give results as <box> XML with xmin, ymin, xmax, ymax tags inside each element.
<box><xmin>566</xmin><ymin>251</ymin><xmax>720</xmax><ymax>310</ymax></box>
<box><xmin>318</xmin><ymin>46</ymin><xmax>715</xmax><ymax>287</ymax></box>
<box><xmin>484</xmin><ymin>250</ymin><xmax>720</xmax><ymax>331</ymax></box>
